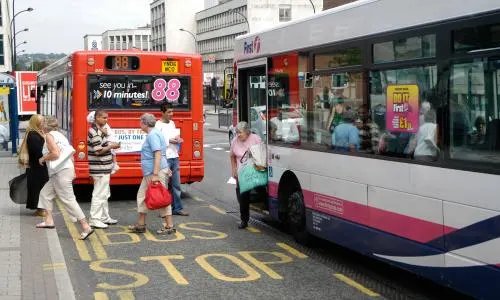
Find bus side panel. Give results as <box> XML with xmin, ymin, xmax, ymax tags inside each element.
<box><xmin>443</xmin><ymin>201</ymin><xmax>500</xmax><ymax>266</ymax></box>
<box><xmin>72</xmin><ymin>73</ymin><xmax>92</xmax><ymax>182</ymax></box>
<box><xmin>367</xmin><ymin>186</ymin><xmax>445</xmax><ymax>250</ymax></box>
<box><xmin>305</xmin><ymin>209</ymin><xmax>500</xmax><ymax>300</ymax></box>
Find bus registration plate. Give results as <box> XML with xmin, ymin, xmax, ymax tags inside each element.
<box><xmin>162</xmin><ymin>61</ymin><xmax>178</xmax><ymax>73</ymax></box>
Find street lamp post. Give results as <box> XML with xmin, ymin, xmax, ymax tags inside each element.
<box><xmin>10</xmin><ymin>4</ymin><xmax>34</xmax><ymax>70</ymax></box>
<box><xmin>15</xmin><ymin>49</ymin><xmax>25</xmax><ymax>55</ymax></box>
<box><xmin>16</xmin><ymin>41</ymin><xmax>27</xmax><ymax>49</ymax></box>
<box><xmin>227</xmin><ymin>9</ymin><xmax>250</xmax><ymax>33</ymax></box>
<box><xmin>179</xmin><ymin>28</ymin><xmax>197</xmax><ymax>52</ymax></box>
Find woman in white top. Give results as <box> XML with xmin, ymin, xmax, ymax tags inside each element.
<box><xmin>414</xmin><ymin>109</ymin><xmax>439</xmax><ymax>162</ymax></box>
<box><xmin>36</xmin><ymin>116</ymin><xmax>94</xmax><ymax>240</ymax></box>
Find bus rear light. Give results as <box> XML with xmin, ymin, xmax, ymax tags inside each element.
<box><xmin>77</xmin><ymin>152</ymin><xmax>86</xmax><ymax>160</ymax></box>
<box><xmin>193</xmin><ymin>150</ymin><xmax>201</xmax><ymax>158</ymax></box>
<box><xmin>193</xmin><ymin>140</ymin><xmax>201</xmax><ymax>149</ymax></box>
<box><xmin>185</xmin><ymin>59</ymin><xmax>192</xmax><ymax>68</ymax></box>
<box><xmin>87</xmin><ymin>57</ymin><xmax>95</xmax><ymax>66</ymax></box>
<box><xmin>193</xmin><ymin>123</ymin><xmax>199</xmax><ymax>131</ymax></box>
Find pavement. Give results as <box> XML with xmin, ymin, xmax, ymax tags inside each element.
<box><xmin>0</xmin><ymin>157</ymin><xmax>76</xmax><ymax>300</ymax></box>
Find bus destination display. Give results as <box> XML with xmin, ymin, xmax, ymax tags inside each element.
<box><xmin>105</xmin><ymin>56</ymin><xmax>140</xmax><ymax>71</ymax></box>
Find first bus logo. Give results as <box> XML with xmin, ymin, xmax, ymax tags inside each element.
<box><xmin>244</xmin><ymin>36</ymin><xmax>261</xmax><ymax>55</ymax></box>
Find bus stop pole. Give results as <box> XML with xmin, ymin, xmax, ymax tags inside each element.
<box><xmin>9</xmin><ymin>86</ymin><xmax>19</xmax><ymax>155</ymax></box>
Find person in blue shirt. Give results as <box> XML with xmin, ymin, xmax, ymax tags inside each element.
<box><xmin>332</xmin><ymin>110</ymin><xmax>360</xmax><ymax>152</ymax></box>
<box><xmin>128</xmin><ymin>113</ymin><xmax>176</xmax><ymax>235</ymax></box>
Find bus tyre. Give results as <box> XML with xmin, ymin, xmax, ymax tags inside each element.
<box><xmin>287</xmin><ymin>190</ymin><xmax>311</xmax><ymax>245</ymax></box>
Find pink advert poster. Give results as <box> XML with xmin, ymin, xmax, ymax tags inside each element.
<box><xmin>385</xmin><ymin>84</ymin><xmax>420</xmax><ymax>133</ymax></box>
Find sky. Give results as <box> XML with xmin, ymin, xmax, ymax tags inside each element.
<box><xmin>13</xmin><ymin>0</ymin><xmax>151</xmax><ymax>54</ymax></box>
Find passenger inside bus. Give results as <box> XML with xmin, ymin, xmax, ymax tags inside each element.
<box><xmin>269</xmin><ymin>108</ymin><xmax>300</xmax><ymax>144</ymax></box>
<box><xmin>331</xmin><ymin>110</ymin><xmax>360</xmax><ymax>152</ymax></box>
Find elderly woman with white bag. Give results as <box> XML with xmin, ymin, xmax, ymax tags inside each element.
<box><xmin>36</xmin><ymin>116</ymin><xmax>94</xmax><ymax>240</ymax></box>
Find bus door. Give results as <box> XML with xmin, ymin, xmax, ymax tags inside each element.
<box><xmin>237</xmin><ymin>60</ymin><xmax>268</xmax><ymax>210</ymax></box>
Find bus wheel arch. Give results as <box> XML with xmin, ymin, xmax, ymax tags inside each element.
<box><xmin>277</xmin><ymin>171</ymin><xmax>311</xmax><ymax>244</ymax></box>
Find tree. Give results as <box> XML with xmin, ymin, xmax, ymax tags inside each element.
<box><xmin>32</xmin><ymin>61</ymin><xmax>50</xmax><ymax>71</ymax></box>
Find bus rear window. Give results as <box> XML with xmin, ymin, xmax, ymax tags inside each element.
<box><xmin>88</xmin><ymin>75</ymin><xmax>190</xmax><ymax>110</ymax></box>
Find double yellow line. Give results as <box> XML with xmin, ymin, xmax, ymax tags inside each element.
<box><xmin>55</xmin><ymin>200</ymin><xmax>108</xmax><ymax>262</ymax></box>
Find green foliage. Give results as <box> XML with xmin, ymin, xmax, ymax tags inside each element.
<box><xmin>16</xmin><ymin>53</ymin><xmax>67</xmax><ymax>71</ymax></box>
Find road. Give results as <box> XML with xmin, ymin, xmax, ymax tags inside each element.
<box><xmin>51</xmin><ymin>113</ymin><xmax>471</xmax><ymax>300</ymax></box>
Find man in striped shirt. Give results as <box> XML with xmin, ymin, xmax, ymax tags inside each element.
<box><xmin>88</xmin><ymin>110</ymin><xmax>120</xmax><ymax>229</ymax></box>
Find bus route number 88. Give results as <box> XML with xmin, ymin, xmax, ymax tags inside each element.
<box><xmin>114</xmin><ymin>56</ymin><xmax>129</xmax><ymax>70</ymax></box>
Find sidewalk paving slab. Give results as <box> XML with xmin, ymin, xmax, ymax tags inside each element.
<box><xmin>0</xmin><ymin>158</ymin><xmax>75</xmax><ymax>300</ymax></box>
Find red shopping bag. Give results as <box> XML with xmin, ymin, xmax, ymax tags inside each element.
<box><xmin>145</xmin><ymin>182</ymin><xmax>172</xmax><ymax>210</ymax></box>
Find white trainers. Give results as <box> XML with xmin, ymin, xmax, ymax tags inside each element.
<box><xmin>90</xmin><ymin>220</ymin><xmax>109</xmax><ymax>229</ymax></box>
<box><xmin>102</xmin><ymin>218</ymin><xmax>118</xmax><ymax>225</ymax></box>
<box><xmin>111</xmin><ymin>163</ymin><xmax>120</xmax><ymax>175</ymax></box>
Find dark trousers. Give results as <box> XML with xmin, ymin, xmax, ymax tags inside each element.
<box><xmin>235</xmin><ymin>183</ymin><xmax>250</xmax><ymax>224</ymax></box>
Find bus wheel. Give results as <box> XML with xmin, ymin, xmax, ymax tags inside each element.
<box><xmin>287</xmin><ymin>190</ymin><xmax>311</xmax><ymax>244</ymax></box>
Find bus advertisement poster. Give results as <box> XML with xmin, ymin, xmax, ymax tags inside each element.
<box><xmin>113</xmin><ymin>128</ymin><xmax>147</xmax><ymax>153</ymax></box>
<box><xmin>385</xmin><ymin>84</ymin><xmax>419</xmax><ymax>133</ymax></box>
<box><xmin>16</xmin><ymin>71</ymin><xmax>37</xmax><ymax>115</ymax></box>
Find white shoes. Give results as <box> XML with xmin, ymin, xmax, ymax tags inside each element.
<box><xmin>89</xmin><ymin>220</ymin><xmax>108</xmax><ymax>229</ymax></box>
<box><xmin>103</xmin><ymin>218</ymin><xmax>118</xmax><ymax>225</ymax></box>
<box><xmin>111</xmin><ymin>163</ymin><xmax>120</xmax><ymax>175</ymax></box>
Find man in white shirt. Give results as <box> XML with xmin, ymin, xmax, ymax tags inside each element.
<box><xmin>155</xmin><ymin>103</ymin><xmax>189</xmax><ymax>216</ymax></box>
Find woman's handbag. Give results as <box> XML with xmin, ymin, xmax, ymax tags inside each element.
<box><xmin>9</xmin><ymin>173</ymin><xmax>28</xmax><ymax>204</ymax></box>
<box><xmin>238</xmin><ymin>150</ymin><xmax>268</xmax><ymax>194</ymax></box>
<box><xmin>18</xmin><ymin>136</ymin><xmax>29</xmax><ymax>168</ymax></box>
<box><xmin>47</xmin><ymin>144</ymin><xmax>75</xmax><ymax>173</ymax></box>
<box><xmin>145</xmin><ymin>181</ymin><xmax>172</xmax><ymax>210</ymax></box>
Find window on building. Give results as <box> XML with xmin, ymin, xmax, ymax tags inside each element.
<box><xmin>279</xmin><ymin>5</ymin><xmax>292</xmax><ymax>22</ymax></box>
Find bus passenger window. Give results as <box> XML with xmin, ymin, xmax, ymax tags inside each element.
<box><xmin>449</xmin><ymin>59</ymin><xmax>500</xmax><ymax>165</ymax></box>
<box><xmin>369</xmin><ymin>66</ymin><xmax>438</xmax><ymax>159</ymax></box>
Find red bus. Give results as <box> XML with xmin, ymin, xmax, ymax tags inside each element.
<box><xmin>37</xmin><ymin>50</ymin><xmax>204</xmax><ymax>185</ymax></box>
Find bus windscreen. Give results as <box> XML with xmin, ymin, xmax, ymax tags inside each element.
<box><xmin>88</xmin><ymin>75</ymin><xmax>191</xmax><ymax>110</ymax></box>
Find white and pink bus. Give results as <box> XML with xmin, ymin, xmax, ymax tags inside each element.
<box><xmin>232</xmin><ymin>0</ymin><xmax>500</xmax><ymax>298</ymax></box>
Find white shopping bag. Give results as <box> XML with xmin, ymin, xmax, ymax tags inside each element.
<box><xmin>249</xmin><ymin>143</ymin><xmax>267</xmax><ymax>169</ymax></box>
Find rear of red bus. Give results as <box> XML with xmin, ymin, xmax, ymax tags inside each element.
<box><xmin>70</xmin><ymin>51</ymin><xmax>204</xmax><ymax>185</ymax></box>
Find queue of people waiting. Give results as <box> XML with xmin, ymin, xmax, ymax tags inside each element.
<box><xmin>21</xmin><ymin>103</ymin><xmax>189</xmax><ymax>240</ymax></box>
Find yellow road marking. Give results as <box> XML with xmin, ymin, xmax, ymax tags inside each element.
<box><xmin>90</xmin><ymin>232</ymin><xmax>108</xmax><ymax>260</ymax></box>
<box><xmin>55</xmin><ymin>200</ymin><xmax>92</xmax><ymax>261</ymax></box>
<box><xmin>334</xmin><ymin>274</ymin><xmax>380</xmax><ymax>297</ymax></box>
<box><xmin>141</xmin><ymin>256</ymin><xmax>189</xmax><ymax>285</ymax></box>
<box><xmin>94</xmin><ymin>291</ymin><xmax>135</xmax><ymax>300</ymax></box>
<box><xmin>195</xmin><ymin>254</ymin><xmax>260</xmax><ymax>282</ymax></box>
<box><xmin>246</xmin><ymin>226</ymin><xmax>260</xmax><ymax>233</ymax></box>
<box><xmin>209</xmin><ymin>205</ymin><xmax>226</xmax><ymax>215</ymax></box>
<box><xmin>276</xmin><ymin>243</ymin><xmax>308</xmax><ymax>259</ymax></box>
<box><xmin>42</xmin><ymin>263</ymin><xmax>66</xmax><ymax>271</ymax></box>
<box><xmin>192</xmin><ymin>196</ymin><xmax>205</xmax><ymax>202</ymax></box>
<box><xmin>249</xmin><ymin>204</ymin><xmax>270</xmax><ymax>215</ymax></box>
<box><xmin>90</xmin><ymin>260</ymin><xmax>149</xmax><ymax>290</ymax></box>
<box><xmin>116</xmin><ymin>290</ymin><xmax>135</xmax><ymax>300</ymax></box>
<box><xmin>94</xmin><ymin>292</ymin><xmax>108</xmax><ymax>300</ymax></box>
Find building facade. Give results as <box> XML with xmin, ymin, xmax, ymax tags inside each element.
<box><xmin>323</xmin><ymin>0</ymin><xmax>356</xmax><ymax>10</ymax></box>
<box><xmin>196</xmin><ymin>0</ymin><xmax>322</xmax><ymax>83</ymax></box>
<box><xmin>150</xmin><ymin>0</ymin><xmax>204</xmax><ymax>53</ymax></box>
<box><xmin>100</xmin><ymin>27</ymin><xmax>152</xmax><ymax>51</ymax></box>
<box><xmin>1</xmin><ymin>0</ymin><xmax>13</xmax><ymax>72</ymax></box>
